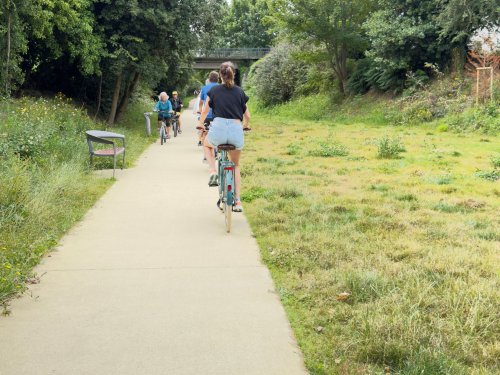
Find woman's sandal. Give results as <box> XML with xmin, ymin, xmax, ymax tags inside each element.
<box><xmin>208</xmin><ymin>173</ymin><xmax>219</xmax><ymax>187</ymax></box>
<box><xmin>233</xmin><ymin>200</ymin><xmax>243</xmax><ymax>213</ymax></box>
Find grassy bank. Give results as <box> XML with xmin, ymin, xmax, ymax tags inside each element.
<box><xmin>0</xmin><ymin>95</ymin><xmax>154</xmax><ymax>309</ymax></box>
<box><xmin>243</xmin><ymin>95</ymin><xmax>499</xmax><ymax>374</ymax></box>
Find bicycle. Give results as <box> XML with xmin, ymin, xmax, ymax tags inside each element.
<box><xmin>155</xmin><ymin>110</ymin><xmax>172</xmax><ymax>145</ymax></box>
<box><xmin>215</xmin><ymin>127</ymin><xmax>251</xmax><ymax>233</ymax></box>
<box><xmin>171</xmin><ymin>113</ymin><xmax>180</xmax><ymax>137</ymax></box>
<box><xmin>216</xmin><ymin>144</ymin><xmax>236</xmax><ymax>233</ymax></box>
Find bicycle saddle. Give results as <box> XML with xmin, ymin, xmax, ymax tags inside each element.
<box><xmin>218</xmin><ymin>144</ymin><xmax>236</xmax><ymax>151</ymax></box>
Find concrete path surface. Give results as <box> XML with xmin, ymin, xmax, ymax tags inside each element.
<box><xmin>0</xmin><ymin>109</ymin><xmax>307</xmax><ymax>375</ymax></box>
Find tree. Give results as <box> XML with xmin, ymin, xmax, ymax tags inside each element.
<box><xmin>362</xmin><ymin>1</ymin><xmax>445</xmax><ymax>92</ymax></box>
<box><xmin>0</xmin><ymin>0</ymin><xmax>27</xmax><ymax>95</ymax></box>
<box><xmin>437</xmin><ymin>0</ymin><xmax>500</xmax><ymax>72</ymax></box>
<box><xmin>223</xmin><ymin>0</ymin><xmax>273</xmax><ymax>48</ymax></box>
<box><xmin>269</xmin><ymin>0</ymin><xmax>376</xmax><ymax>95</ymax></box>
<box><xmin>93</xmin><ymin>0</ymin><xmax>217</xmax><ymax>124</ymax></box>
<box><xmin>0</xmin><ymin>0</ymin><xmax>101</xmax><ymax>96</ymax></box>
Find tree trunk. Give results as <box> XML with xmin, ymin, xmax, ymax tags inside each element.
<box><xmin>115</xmin><ymin>72</ymin><xmax>140</xmax><ymax>123</ymax></box>
<box><xmin>94</xmin><ymin>74</ymin><xmax>103</xmax><ymax>121</ymax></box>
<box><xmin>5</xmin><ymin>11</ymin><xmax>12</xmax><ymax>95</ymax></box>
<box><xmin>451</xmin><ymin>46</ymin><xmax>466</xmax><ymax>77</ymax></box>
<box><xmin>107</xmin><ymin>72</ymin><xmax>122</xmax><ymax>126</ymax></box>
<box><xmin>331</xmin><ymin>59</ymin><xmax>345</xmax><ymax>96</ymax></box>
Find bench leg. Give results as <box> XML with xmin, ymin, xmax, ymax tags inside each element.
<box><xmin>113</xmin><ymin>155</ymin><xmax>116</xmax><ymax>178</ymax></box>
<box><xmin>122</xmin><ymin>150</ymin><xmax>125</xmax><ymax>169</ymax></box>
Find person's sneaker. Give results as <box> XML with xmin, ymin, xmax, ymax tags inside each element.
<box><xmin>233</xmin><ymin>200</ymin><xmax>244</xmax><ymax>213</ymax></box>
<box><xmin>202</xmin><ymin>156</ymin><xmax>207</xmax><ymax>163</ymax></box>
<box><xmin>208</xmin><ymin>174</ymin><xmax>218</xmax><ymax>187</ymax></box>
<box><xmin>166</xmin><ymin>134</ymin><xmax>171</xmax><ymax>139</ymax></box>
<box><xmin>178</xmin><ymin>129</ymin><xmax>182</xmax><ymax>134</ymax></box>
<box><xmin>198</xmin><ymin>141</ymin><xmax>202</xmax><ymax>146</ymax></box>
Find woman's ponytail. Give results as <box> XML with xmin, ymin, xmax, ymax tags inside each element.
<box><xmin>220</xmin><ymin>61</ymin><xmax>235</xmax><ymax>88</ymax></box>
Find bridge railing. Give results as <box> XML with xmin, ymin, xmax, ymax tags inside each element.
<box><xmin>195</xmin><ymin>48</ymin><xmax>271</xmax><ymax>60</ymax></box>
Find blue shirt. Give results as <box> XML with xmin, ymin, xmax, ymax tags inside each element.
<box><xmin>200</xmin><ymin>82</ymin><xmax>219</xmax><ymax>119</ymax></box>
<box><xmin>154</xmin><ymin>100</ymin><xmax>172</xmax><ymax>116</ymax></box>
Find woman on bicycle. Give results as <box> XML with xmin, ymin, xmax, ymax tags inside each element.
<box><xmin>154</xmin><ymin>92</ymin><xmax>173</xmax><ymax>139</ymax></box>
<box><xmin>198</xmin><ymin>61</ymin><xmax>250</xmax><ymax>213</ymax></box>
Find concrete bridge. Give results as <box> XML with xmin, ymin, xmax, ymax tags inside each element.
<box><xmin>193</xmin><ymin>48</ymin><xmax>271</xmax><ymax>70</ymax></box>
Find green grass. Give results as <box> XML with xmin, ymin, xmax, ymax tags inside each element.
<box><xmin>0</xmin><ymin>95</ymin><xmax>155</xmax><ymax>310</ymax></box>
<box><xmin>243</xmin><ymin>97</ymin><xmax>500</xmax><ymax>374</ymax></box>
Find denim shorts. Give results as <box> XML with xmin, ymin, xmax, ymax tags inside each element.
<box><xmin>207</xmin><ymin>118</ymin><xmax>244</xmax><ymax>150</ymax></box>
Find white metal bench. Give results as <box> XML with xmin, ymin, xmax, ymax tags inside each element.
<box><xmin>85</xmin><ymin>130</ymin><xmax>126</xmax><ymax>178</ymax></box>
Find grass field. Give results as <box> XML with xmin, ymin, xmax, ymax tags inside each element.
<box><xmin>242</xmin><ymin>97</ymin><xmax>499</xmax><ymax>374</ymax></box>
<box><xmin>0</xmin><ymin>95</ymin><xmax>154</xmax><ymax>309</ymax></box>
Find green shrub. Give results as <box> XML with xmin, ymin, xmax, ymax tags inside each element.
<box><xmin>490</xmin><ymin>154</ymin><xmax>500</xmax><ymax>169</ymax></box>
<box><xmin>377</xmin><ymin>136</ymin><xmax>406</xmax><ymax>159</ymax></box>
<box><xmin>286</xmin><ymin>143</ymin><xmax>301</xmax><ymax>156</ymax></box>
<box><xmin>385</xmin><ymin>77</ymin><xmax>471</xmax><ymax>126</ymax></box>
<box><xmin>436</xmin><ymin>124</ymin><xmax>448</xmax><ymax>132</ymax></box>
<box><xmin>265</xmin><ymin>94</ymin><xmax>333</xmax><ymax>121</ymax></box>
<box><xmin>447</xmin><ymin>104</ymin><xmax>500</xmax><ymax>134</ymax></box>
<box><xmin>246</xmin><ymin>43</ymin><xmax>307</xmax><ymax>107</ymax></box>
<box><xmin>309</xmin><ymin>142</ymin><xmax>349</xmax><ymax>157</ymax></box>
<box><xmin>475</xmin><ymin>170</ymin><xmax>499</xmax><ymax>182</ymax></box>
<box><xmin>241</xmin><ymin>187</ymin><xmax>271</xmax><ymax>202</ymax></box>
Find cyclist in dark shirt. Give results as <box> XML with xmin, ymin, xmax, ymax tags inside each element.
<box><xmin>198</xmin><ymin>72</ymin><xmax>219</xmax><ymax>148</ymax></box>
<box><xmin>198</xmin><ymin>61</ymin><xmax>250</xmax><ymax>213</ymax></box>
<box><xmin>169</xmin><ymin>91</ymin><xmax>184</xmax><ymax>133</ymax></box>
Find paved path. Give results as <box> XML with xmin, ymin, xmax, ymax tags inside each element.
<box><xmin>0</xmin><ymin>110</ymin><xmax>307</xmax><ymax>375</ymax></box>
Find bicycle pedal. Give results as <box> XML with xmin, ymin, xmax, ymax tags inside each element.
<box><xmin>216</xmin><ymin>199</ymin><xmax>223</xmax><ymax>211</ymax></box>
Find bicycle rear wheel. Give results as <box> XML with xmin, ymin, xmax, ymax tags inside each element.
<box><xmin>224</xmin><ymin>169</ymin><xmax>234</xmax><ymax>233</ymax></box>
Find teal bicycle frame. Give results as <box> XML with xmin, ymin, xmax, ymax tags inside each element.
<box><xmin>217</xmin><ymin>148</ymin><xmax>235</xmax><ymax>232</ymax></box>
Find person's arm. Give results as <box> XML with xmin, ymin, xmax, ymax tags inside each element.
<box><xmin>243</xmin><ymin>108</ymin><xmax>251</xmax><ymax>129</ymax></box>
<box><xmin>198</xmin><ymin>98</ymin><xmax>203</xmax><ymax>114</ymax></box>
<box><xmin>198</xmin><ymin>97</ymin><xmax>211</xmax><ymax>128</ymax></box>
<box><xmin>198</xmin><ymin>88</ymin><xmax>205</xmax><ymax>114</ymax></box>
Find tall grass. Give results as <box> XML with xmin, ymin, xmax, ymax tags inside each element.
<box><xmin>0</xmin><ymin>95</ymin><xmax>154</xmax><ymax>308</ymax></box>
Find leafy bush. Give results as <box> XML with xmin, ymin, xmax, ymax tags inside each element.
<box><xmin>385</xmin><ymin>77</ymin><xmax>471</xmax><ymax>126</ymax></box>
<box><xmin>309</xmin><ymin>142</ymin><xmax>349</xmax><ymax>157</ymax></box>
<box><xmin>491</xmin><ymin>154</ymin><xmax>500</xmax><ymax>169</ymax></box>
<box><xmin>246</xmin><ymin>43</ymin><xmax>307</xmax><ymax>107</ymax></box>
<box><xmin>475</xmin><ymin>170</ymin><xmax>499</xmax><ymax>182</ymax></box>
<box><xmin>377</xmin><ymin>136</ymin><xmax>406</xmax><ymax>158</ymax></box>
<box><xmin>347</xmin><ymin>57</ymin><xmax>405</xmax><ymax>94</ymax></box>
<box><xmin>446</xmin><ymin>104</ymin><xmax>500</xmax><ymax>134</ymax></box>
<box><xmin>265</xmin><ymin>94</ymin><xmax>333</xmax><ymax>121</ymax></box>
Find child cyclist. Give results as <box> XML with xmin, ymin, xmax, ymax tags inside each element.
<box><xmin>169</xmin><ymin>91</ymin><xmax>184</xmax><ymax>133</ymax></box>
<box><xmin>154</xmin><ymin>92</ymin><xmax>174</xmax><ymax>139</ymax></box>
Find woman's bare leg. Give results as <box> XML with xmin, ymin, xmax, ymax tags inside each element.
<box><xmin>203</xmin><ymin>138</ymin><xmax>217</xmax><ymax>173</ymax></box>
<box><xmin>229</xmin><ymin>150</ymin><xmax>242</xmax><ymax>199</ymax></box>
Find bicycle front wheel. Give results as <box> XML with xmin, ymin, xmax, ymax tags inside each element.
<box><xmin>173</xmin><ymin>120</ymin><xmax>178</xmax><ymax>137</ymax></box>
<box><xmin>160</xmin><ymin>126</ymin><xmax>166</xmax><ymax>145</ymax></box>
